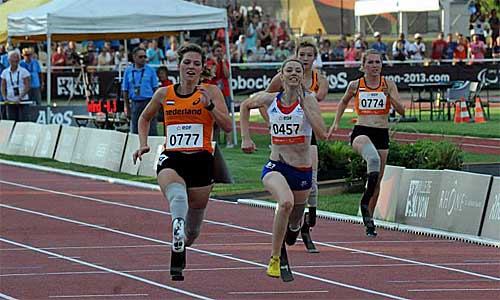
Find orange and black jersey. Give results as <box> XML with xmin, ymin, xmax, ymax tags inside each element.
<box><xmin>162</xmin><ymin>84</ymin><xmax>215</xmax><ymax>153</ymax></box>
<box><xmin>354</xmin><ymin>76</ymin><xmax>391</xmax><ymax>115</ymax></box>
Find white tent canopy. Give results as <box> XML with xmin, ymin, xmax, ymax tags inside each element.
<box><xmin>7</xmin><ymin>0</ymin><xmax>238</xmax><ymax>144</ymax></box>
<box><xmin>354</xmin><ymin>0</ymin><xmax>441</xmax><ymax>16</ymax></box>
<box><xmin>8</xmin><ymin>0</ymin><xmax>227</xmax><ymax>40</ymax></box>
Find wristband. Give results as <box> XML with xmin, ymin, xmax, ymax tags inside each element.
<box><xmin>205</xmin><ymin>100</ymin><xmax>215</xmax><ymax>111</ymax></box>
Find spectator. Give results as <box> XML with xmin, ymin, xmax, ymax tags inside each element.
<box><xmin>65</xmin><ymin>41</ymin><xmax>81</xmax><ymax>67</ymax></box>
<box><xmin>492</xmin><ymin>36</ymin><xmax>500</xmax><ymax>58</ymax></box>
<box><xmin>246</xmin><ymin>13</ymin><xmax>259</xmax><ymax>52</ymax></box>
<box><xmin>469</xmin><ymin>34</ymin><xmax>487</xmax><ymax>64</ymax></box>
<box><xmin>344</xmin><ymin>40</ymin><xmax>358</xmax><ymax>67</ymax></box>
<box><xmin>319</xmin><ymin>39</ymin><xmax>333</xmax><ymax>62</ymax></box>
<box><xmin>166</xmin><ymin>42</ymin><xmax>179</xmax><ymax>71</ymax></box>
<box><xmin>254</xmin><ymin>39</ymin><xmax>266</xmax><ymax>61</ymax></box>
<box><xmin>83</xmin><ymin>44</ymin><xmax>98</xmax><ymax>67</ymax></box>
<box><xmin>314</xmin><ymin>28</ymin><xmax>323</xmax><ymax>46</ymax></box>
<box><xmin>489</xmin><ymin>9</ymin><xmax>499</xmax><ymax>43</ymax></box>
<box><xmin>431</xmin><ymin>32</ymin><xmax>447</xmax><ymax>60</ymax></box>
<box><xmin>469</xmin><ymin>3</ymin><xmax>486</xmax><ymax>42</ymax></box>
<box><xmin>371</xmin><ymin>32</ymin><xmax>388</xmax><ymax>61</ymax></box>
<box><xmin>443</xmin><ymin>33</ymin><xmax>456</xmax><ymax>60</ymax></box>
<box><xmin>114</xmin><ymin>45</ymin><xmax>129</xmax><ymax>69</ymax></box>
<box><xmin>263</xmin><ymin>45</ymin><xmax>276</xmax><ymax>62</ymax></box>
<box><xmin>258</xmin><ymin>22</ymin><xmax>273</xmax><ymax>48</ymax></box>
<box><xmin>276</xmin><ymin>20</ymin><xmax>290</xmax><ymax>43</ymax></box>
<box><xmin>392</xmin><ymin>40</ymin><xmax>408</xmax><ymax>61</ymax></box>
<box><xmin>453</xmin><ymin>33</ymin><xmax>468</xmax><ymax>63</ymax></box>
<box><xmin>392</xmin><ymin>33</ymin><xmax>410</xmax><ymax>60</ymax></box>
<box><xmin>51</xmin><ymin>45</ymin><xmax>67</xmax><ymax>67</ymax></box>
<box><xmin>354</xmin><ymin>33</ymin><xmax>368</xmax><ymax>52</ymax></box>
<box><xmin>235</xmin><ymin>35</ymin><xmax>247</xmax><ymax>62</ymax></box>
<box><xmin>147</xmin><ymin>39</ymin><xmax>165</xmax><ymax>66</ymax></box>
<box><xmin>245</xmin><ymin>49</ymin><xmax>257</xmax><ymax>62</ymax></box>
<box><xmin>408</xmin><ymin>33</ymin><xmax>425</xmax><ymax>61</ymax></box>
<box><xmin>332</xmin><ymin>38</ymin><xmax>346</xmax><ymax>61</ymax></box>
<box><xmin>275</xmin><ymin>40</ymin><xmax>290</xmax><ymax>61</ymax></box>
<box><xmin>97</xmin><ymin>47</ymin><xmax>113</xmax><ymax>71</ymax></box>
<box><xmin>206</xmin><ymin>43</ymin><xmax>234</xmax><ymax>147</ymax></box>
<box><xmin>20</xmin><ymin>48</ymin><xmax>43</xmax><ymax>105</ymax></box>
<box><xmin>157</xmin><ymin>66</ymin><xmax>173</xmax><ymax>87</ymax></box>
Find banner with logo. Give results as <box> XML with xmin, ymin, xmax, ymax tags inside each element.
<box><xmin>395</xmin><ymin>169</ymin><xmax>442</xmax><ymax>228</ymax></box>
<box><xmin>433</xmin><ymin>170</ymin><xmax>492</xmax><ymax>235</ymax></box>
<box><xmin>46</xmin><ymin>63</ymin><xmax>499</xmax><ymax>98</ymax></box>
<box><xmin>18</xmin><ymin>105</ymin><xmax>90</xmax><ymax>126</ymax></box>
<box><xmin>479</xmin><ymin>177</ymin><xmax>500</xmax><ymax>240</ymax></box>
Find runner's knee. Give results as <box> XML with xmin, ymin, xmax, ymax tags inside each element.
<box><xmin>360</xmin><ymin>143</ymin><xmax>380</xmax><ymax>173</ymax></box>
<box><xmin>288</xmin><ymin>203</ymin><xmax>306</xmax><ymax>230</ymax></box>
<box><xmin>165</xmin><ymin>183</ymin><xmax>188</xmax><ymax>221</ymax></box>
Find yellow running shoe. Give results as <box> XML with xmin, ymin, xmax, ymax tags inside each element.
<box><xmin>266</xmin><ymin>256</ymin><xmax>280</xmax><ymax>278</ymax></box>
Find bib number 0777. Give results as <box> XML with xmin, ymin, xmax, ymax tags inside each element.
<box><xmin>166</xmin><ymin>124</ymin><xmax>203</xmax><ymax>149</ymax></box>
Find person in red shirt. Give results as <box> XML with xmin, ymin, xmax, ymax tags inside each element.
<box><xmin>157</xmin><ymin>66</ymin><xmax>173</xmax><ymax>87</ymax></box>
<box><xmin>431</xmin><ymin>32</ymin><xmax>447</xmax><ymax>60</ymax></box>
<box><xmin>51</xmin><ymin>45</ymin><xmax>67</xmax><ymax>67</ymax></box>
<box><xmin>453</xmin><ymin>33</ymin><xmax>468</xmax><ymax>63</ymax></box>
<box><xmin>206</xmin><ymin>43</ymin><xmax>234</xmax><ymax>147</ymax></box>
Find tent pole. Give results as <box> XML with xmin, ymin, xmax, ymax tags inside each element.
<box><xmin>224</xmin><ymin>23</ymin><xmax>237</xmax><ymax>146</ymax></box>
<box><xmin>46</xmin><ymin>34</ymin><xmax>52</xmax><ymax>106</ymax></box>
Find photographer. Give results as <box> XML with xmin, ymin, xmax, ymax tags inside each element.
<box><xmin>470</xmin><ymin>2</ymin><xmax>486</xmax><ymax>42</ymax></box>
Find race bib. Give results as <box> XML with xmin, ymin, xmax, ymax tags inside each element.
<box><xmin>269</xmin><ymin>114</ymin><xmax>305</xmax><ymax>145</ymax></box>
<box><xmin>166</xmin><ymin>123</ymin><xmax>203</xmax><ymax>150</ymax></box>
<box><xmin>358</xmin><ymin>92</ymin><xmax>387</xmax><ymax>111</ymax></box>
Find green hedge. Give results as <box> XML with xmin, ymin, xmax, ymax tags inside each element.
<box><xmin>318</xmin><ymin>140</ymin><xmax>464</xmax><ymax>181</ymax></box>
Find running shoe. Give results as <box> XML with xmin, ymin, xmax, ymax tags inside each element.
<box><xmin>172</xmin><ymin>218</ymin><xmax>186</xmax><ymax>253</ymax></box>
<box><xmin>266</xmin><ymin>255</ymin><xmax>280</xmax><ymax>278</ymax></box>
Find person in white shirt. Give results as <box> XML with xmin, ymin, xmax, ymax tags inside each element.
<box><xmin>408</xmin><ymin>33</ymin><xmax>426</xmax><ymax>61</ymax></box>
<box><xmin>1</xmin><ymin>51</ymin><xmax>31</xmax><ymax>102</ymax></box>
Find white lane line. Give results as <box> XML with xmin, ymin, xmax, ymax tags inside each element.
<box><xmin>49</xmin><ymin>294</ymin><xmax>148</xmax><ymax>298</ymax></box>
<box><xmin>0</xmin><ymin>237</ymin><xmax>214</xmax><ymax>300</ymax></box>
<box><xmin>0</xmin><ymin>293</ymin><xmax>17</xmax><ymax>300</ymax></box>
<box><xmin>0</xmin><ymin>204</ymin><xmax>409</xmax><ymax>300</ymax></box>
<box><xmin>1</xmin><ymin>179</ymin><xmax>498</xmax><ymax>282</ymax></box>
<box><xmin>408</xmin><ymin>288</ymin><xmax>500</xmax><ymax>292</ymax></box>
<box><xmin>229</xmin><ymin>290</ymin><xmax>329</xmax><ymax>295</ymax></box>
<box><xmin>0</xmin><ymin>244</ymin><xmax>165</xmax><ymax>251</ymax></box>
<box><xmin>389</xmin><ymin>279</ymin><xmax>491</xmax><ymax>283</ymax></box>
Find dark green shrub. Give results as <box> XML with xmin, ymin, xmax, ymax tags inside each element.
<box><xmin>317</xmin><ymin>139</ymin><xmax>464</xmax><ymax>181</ymax></box>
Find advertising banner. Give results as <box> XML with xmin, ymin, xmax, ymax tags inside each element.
<box><xmin>374</xmin><ymin>165</ymin><xmax>405</xmax><ymax>222</ymax></box>
<box><xmin>395</xmin><ymin>169</ymin><xmax>442</xmax><ymax>228</ymax></box>
<box><xmin>6</xmin><ymin>122</ymin><xmax>43</xmax><ymax>157</ymax></box>
<box><xmin>0</xmin><ymin>120</ymin><xmax>15</xmax><ymax>154</ymax></box>
<box><xmin>46</xmin><ymin>64</ymin><xmax>499</xmax><ymax>99</ymax></box>
<box><xmin>34</xmin><ymin>124</ymin><xmax>61</xmax><ymax>159</ymax></box>
<box><xmin>54</xmin><ymin>126</ymin><xmax>79</xmax><ymax>163</ymax></box>
<box><xmin>433</xmin><ymin>170</ymin><xmax>492</xmax><ymax>235</ymax></box>
<box><xmin>479</xmin><ymin>177</ymin><xmax>500</xmax><ymax>240</ymax></box>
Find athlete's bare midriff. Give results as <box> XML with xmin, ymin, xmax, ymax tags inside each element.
<box><xmin>356</xmin><ymin>114</ymin><xmax>389</xmax><ymax>129</ymax></box>
<box><xmin>270</xmin><ymin>139</ymin><xmax>312</xmax><ymax>168</ymax></box>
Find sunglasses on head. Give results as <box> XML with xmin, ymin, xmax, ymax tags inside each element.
<box><xmin>138</xmin><ymin>55</ymin><xmax>147</xmax><ymax>58</ymax></box>
<box><xmin>367</xmin><ymin>60</ymin><xmax>381</xmax><ymax>64</ymax></box>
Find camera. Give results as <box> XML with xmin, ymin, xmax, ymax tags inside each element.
<box><xmin>134</xmin><ymin>86</ymin><xmax>141</xmax><ymax>95</ymax></box>
<box><xmin>13</xmin><ymin>87</ymin><xmax>19</xmax><ymax>96</ymax></box>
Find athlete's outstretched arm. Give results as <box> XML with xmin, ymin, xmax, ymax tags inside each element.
<box><xmin>240</xmin><ymin>92</ymin><xmax>276</xmax><ymax>153</ymax></box>
<box><xmin>300</xmin><ymin>92</ymin><xmax>327</xmax><ymax>140</ymax></box>
<box><xmin>315</xmin><ymin>73</ymin><xmax>329</xmax><ymax>102</ymax></box>
<box><xmin>265</xmin><ymin>73</ymin><xmax>283</xmax><ymax>93</ymax></box>
<box><xmin>133</xmin><ymin>87</ymin><xmax>167</xmax><ymax>163</ymax></box>
<box><xmin>328</xmin><ymin>80</ymin><xmax>358</xmax><ymax>138</ymax></box>
<box><xmin>387</xmin><ymin>80</ymin><xmax>405</xmax><ymax>116</ymax></box>
<box><xmin>198</xmin><ymin>84</ymin><xmax>233</xmax><ymax>133</ymax></box>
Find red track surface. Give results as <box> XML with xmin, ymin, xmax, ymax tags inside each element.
<box><xmin>1</xmin><ymin>164</ymin><xmax>499</xmax><ymax>300</ymax></box>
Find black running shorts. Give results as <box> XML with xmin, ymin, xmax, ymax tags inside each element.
<box><xmin>156</xmin><ymin>150</ymin><xmax>214</xmax><ymax>188</ymax></box>
<box><xmin>350</xmin><ymin>125</ymin><xmax>390</xmax><ymax>150</ymax></box>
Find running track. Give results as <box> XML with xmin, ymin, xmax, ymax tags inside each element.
<box><xmin>1</xmin><ymin>164</ymin><xmax>499</xmax><ymax>300</ymax></box>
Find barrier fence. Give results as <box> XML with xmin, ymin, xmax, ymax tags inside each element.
<box><xmin>0</xmin><ymin>120</ymin><xmax>498</xmax><ymax>243</ymax></box>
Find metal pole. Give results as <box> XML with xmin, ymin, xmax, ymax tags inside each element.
<box><xmin>340</xmin><ymin>0</ymin><xmax>344</xmax><ymax>35</ymax></box>
<box><xmin>46</xmin><ymin>34</ymin><xmax>52</xmax><ymax>106</ymax></box>
<box><xmin>224</xmin><ymin>23</ymin><xmax>237</xmax><ymax>146</ymax></box>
